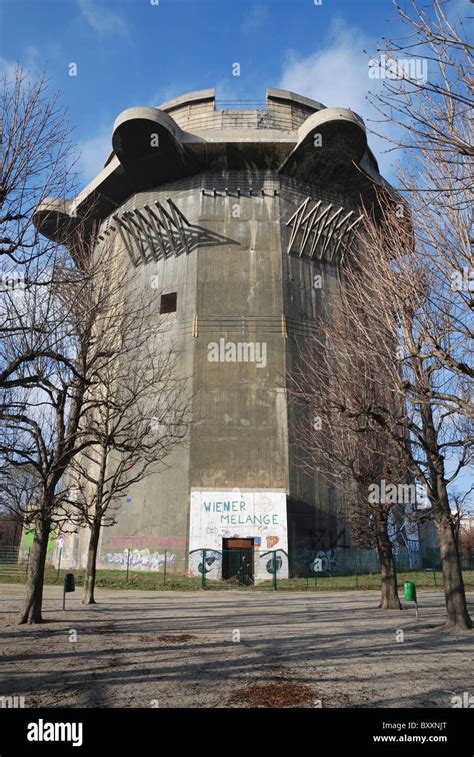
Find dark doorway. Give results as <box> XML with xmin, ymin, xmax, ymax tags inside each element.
<box><xmin>222</xmin><ymin>538</ymin><xmax>254</xmax><ymax>585</ymax></box>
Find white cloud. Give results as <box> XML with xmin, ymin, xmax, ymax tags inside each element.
<box><xmin>77</xmin><ymin>129</ymin><xmax>111</xmax><ymax>184</ymax></box>
<box><xmin>278</xmin><ymin>17</ymin><xmax>399</xmax><ymax>178</ymax></box>
<box><xmin>279</xmin><ymin>19</ymin><xmax>371</xmax><ymax>119</ymax></box>
<box><xmin>0</xmin><ymin>56</ymin><xmax>19</xmax><ymax>82</ymax></box>
<box><xmin>0</xmin><ymin>46</ymin><xmax>42</xmax><ymax>82</ymax></box>
<box><xmin>241</xmin><ymin>3</ymin><xmax>270</xmax><ymax>36</ymax></box>
<box><xmin>151</xmin><ymin>84</ymin><xmax>187</xmax><ymax>108</ymax></box>
<box><xmin>78</xmin><ymin>0</ymin><xmax>127</xmax><ymax>36</ymax></box>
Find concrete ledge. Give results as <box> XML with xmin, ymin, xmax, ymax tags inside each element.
<box><xmin>32</xmin><ymin>91</ymin><xmax>392</xmax><ymax>243</ymax></box>
<box><xmin>111</xmin><ymin>106</ymin><xmax>200</xmax><ymax>190</ymax></box>
<box><xmin>33</xmin><ymin>197</ymin><xmax>75</xmax><ymax>240</ymax></box>
<box><xmin>158</xmin><ymin>88</ymin><xmax>216</xmax><ymax>113</ymax></box>
<box><xmin>279</xmin><ymin>108</ymin><xmax>368</xmax><ymax>181</ymax></box>
<box><xmin>267</xmin><ymin>87</ymin><xmax>326</xmax><ymax>112</ymax></box>
<box><xmin>112</xmin><ymin>106</ymin><xmax>186</xmax><ymax>146</ymax></box>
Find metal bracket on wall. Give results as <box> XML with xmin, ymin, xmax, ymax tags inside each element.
<box><xmin>286</xmin><ymin>196</ymin><xmax>362</xmax><ymax>261</ymax></box>
<box><xmin>112</xmin><ymin>198</ymin><xmax>192</xmax><ymax>265</ymax></box>
<box><xmin>200</xmin><ymin>187</ymin><xmax>278</xmax><ymax>197</ymax></box>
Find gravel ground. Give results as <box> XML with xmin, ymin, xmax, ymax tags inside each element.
<box><xmin>0</xmin><ymin>584</ymin><xmax>473</xmax><ymax>708</ymax></box>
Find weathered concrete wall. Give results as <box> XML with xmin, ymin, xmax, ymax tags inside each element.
<box><xmin>43</xmin><ymin>88</ymin><xmax>412</xmax><ymax>578</ymax></box>
<box><xmin>57</xmin><ymin>172</ymin><xmax>361</xmax><ymax>576</ymax></box>
<box><xmin>190</xmin><ymin>171</ymin><xmax>287</xmax><ymax>490</ymax></box>
<box><xmin>280</xmin><ymin>179</ymin><xmax>354</xmax><ymax>573</ymax></box>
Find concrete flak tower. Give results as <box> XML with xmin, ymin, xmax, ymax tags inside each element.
<box><xmin>34</xmin><ymin>87</ymin><xmax>391</xmax><ymax>581</ymax></box>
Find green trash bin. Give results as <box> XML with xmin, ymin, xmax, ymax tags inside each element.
<box><xmin>404</xmin><ymin>580</ymin><xmax>417</xmax><ymax>602</ymax></box>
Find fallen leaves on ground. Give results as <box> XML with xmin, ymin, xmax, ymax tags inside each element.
<box><xmin>228</xmin><ymin>681</ymin><xmax>317</xmax><ymax>708</ymax></box>
<box><xmin>156</xmin><ymin>634</ymin><xmax>196</xmax><ymax>643</ymax></box>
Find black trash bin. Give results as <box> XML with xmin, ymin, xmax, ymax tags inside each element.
<box><xmin>63</xmin><ymin>573</ymin><xmax>75</xmax><ymax>609</ymax></box>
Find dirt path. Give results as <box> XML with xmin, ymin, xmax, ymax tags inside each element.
<box><xmin>1</xmin><ymin>585</ymin><xmax>472</xmax><ymax>708</ymax></box>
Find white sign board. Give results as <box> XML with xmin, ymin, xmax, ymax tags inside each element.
<box><xmin>189</xmin><ymin>489</ymin><xmax>288</xmax><ymax>580</ymax></box>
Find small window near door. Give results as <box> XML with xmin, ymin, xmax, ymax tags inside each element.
<box><xmin>160</xmin><ymin>292</ymin><xmax>177</xmax><ymax>314</ymax></box>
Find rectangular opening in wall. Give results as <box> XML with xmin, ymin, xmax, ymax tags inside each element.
<box><xmin>160</xmin><ymin>292</ymin><xmax>177</xmax><ymax>314</ymax></box>
<box><xmin>222</xmin><ymin>538</ymin><xmax>254</xmax><ymax>585</ymax></box>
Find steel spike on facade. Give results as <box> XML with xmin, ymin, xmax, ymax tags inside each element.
<box><xmin>286</xmin><ymin>196</ymin><xmax>363</xmax><ymax>261</ymax></box>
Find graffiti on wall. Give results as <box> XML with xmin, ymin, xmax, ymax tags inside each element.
<box><xmin>266</xmin><ymin>536</ymin><xmax>279</xmax><ymax>548</ymax></box>
<box><xmin>309</xmin><ymin>549</ymin><xmax>338</xmax><ymax>573</ymax></box>
<box><xmin>188</xmin><ymin>549</ymin><xmax>222</xmax><ymax>579</ymax></box>
<box><xmin>188</xmin><ymin>548</ymin><xmax>288</xmax><ymax>580</ymax></box>
<box><xmin>188</xmin><ymin>489</ymin><xmax>288</xmax><ymax>581</ymax></box>
<box><xmin>311</xmin><ymin>528</ymin><xmax>349</xmax><ymax>551</ymax></box>
<box><xmin>189</xmin><ymin>490</ymin><xmax>287</xmax><ymax>550</ymax></box>
<box><xmin>259</xmin><ymin>549</ymin><xmax>289</xmax><ymax>575</ymax></box>
<box><xmin>102</xmin><ymin>549</ymin><xmax>176</xmax><ymax>571</ymax></box>
<box><xmin>188</xmin><ymin>490</ymin><xmax>289</xmax><ymax>580</ymax></box>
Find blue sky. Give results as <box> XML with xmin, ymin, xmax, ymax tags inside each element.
<box><xmin>1</xmin><ymin>0</ymin><xmax>461</xmax><ymax>185</ymax></box>
<box><xmin>1</xmin><ymin>0</ymin><xmax>469</xmax><ymax>183</ymax></box>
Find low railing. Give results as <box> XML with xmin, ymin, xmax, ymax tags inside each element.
<box><xmin>173</xmin><ymin>108</ymin><xmax>301</xmax><ymax>132</ymax></box>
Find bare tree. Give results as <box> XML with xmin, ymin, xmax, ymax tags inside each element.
<box><xmin>0</xmin><ymin>465</ymin><xmax>34</xmax><ymax>548</ymax></box>
<box><xmin>0</xmin><ymin>66</ymin><xmax>75</xmax><ymax>267</ymax></box>
<box><xmin>289</xmin><ymin>304</ymin><xmax>411</xmax><ymax>610</ymax></box>
<box><xmin>0</xmin><ymin>67</ymin><xmax>78</xmax><ymax>388</ymax></box>
<box><xmin>62</xmin><ymin>320</ymin><xmax>190</xmax><ymax>605</ymax></box>
<box><xmin>328</xmin><ymin>0</ymin><xmax>474</xmax><ymax>629</ymax></box>
<box><xmin>333</xmin><ymin>196</ymin><xmax>472</xmax><ymax>629</ymax></box>
<box><xmin>0</xmin><ymin>233</ymin><xmax>140</xmax><ymax>623</ymax></box>
<box><xmin>457</xmin><ymin>509</ymin><xmax>474</xmax><ymax>564</ymax></box>
<box><xmin>368</xmin><ymin>0</ymin><xmax>473</xmax><ymax>401</ymax></box>
<box><xmin>0</xmin><ymin>66</ymin><xmax>190</xmax><ymax>622</ymax></box>
<box><xmin>450</xmin><ymin>488</ymin><xmax>474</xmax><ymax>549</ymax></box>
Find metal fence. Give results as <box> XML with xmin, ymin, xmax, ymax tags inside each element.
<box><xmin>0</xmin><ymin>545</ymin><xmax>29</xmax><ymax>583</ymax></box>
<box><xmin>93</xmin><ymin>545</ymin><xmax>474</xmax><ymax>591</ymax></box>
<box><xmin>188</xmin><ymin>546</ymin><xmax>474</xmax><ymax>590</ymax></box>
<box><xmin>1</xmin><ymin>543</ymin><xmax>472</xmax><ymax>591</ymax></box>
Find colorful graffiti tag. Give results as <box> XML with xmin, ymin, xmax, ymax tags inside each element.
<box><xmin>21</xmin><ymin>527</ymin><xmax>58</xmax><ymax>559</ymax></box>
<box><xmin>266</xmin><ymin>536</ymin><xmax>279</xmax><ymax>549</ymax></box>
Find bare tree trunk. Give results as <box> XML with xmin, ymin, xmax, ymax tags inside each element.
<box><xmin>17</xmin><ymin>517</ymin><xmax>51</xmax><ymax>624</ymax></box>
<box><xmin>421</xmin><ymin>406</ymin><xmax>472</xmax><ymax>630</ymax></box>
<box><xmin>436</xmin><ymin>506</ymin><xmax>472</xmax><ymax>630</ymax></box>
<box><xmin>375</xmin><ymin>510</ymin><xmax>402</xmax><ymax>610</ymax></box>
<box><xmin>82</xmin><ymin>520</ymin><xmax>101</xmax><ymax>605</ymax></box>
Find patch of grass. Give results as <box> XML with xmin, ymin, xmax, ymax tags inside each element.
<box><xmin>0</xmin><ymin>566</ymin><xmax>202</xmax><ymax>591</ymax></box>
<box><xmin>257</xmin><ymin>569</ymin><xmax>474</xmax><ymax>592</ymax></box>
<box><xmin>1</xmin><ymin>565</ymin><xmax>472</xmax><ymax>593</ymax></box>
